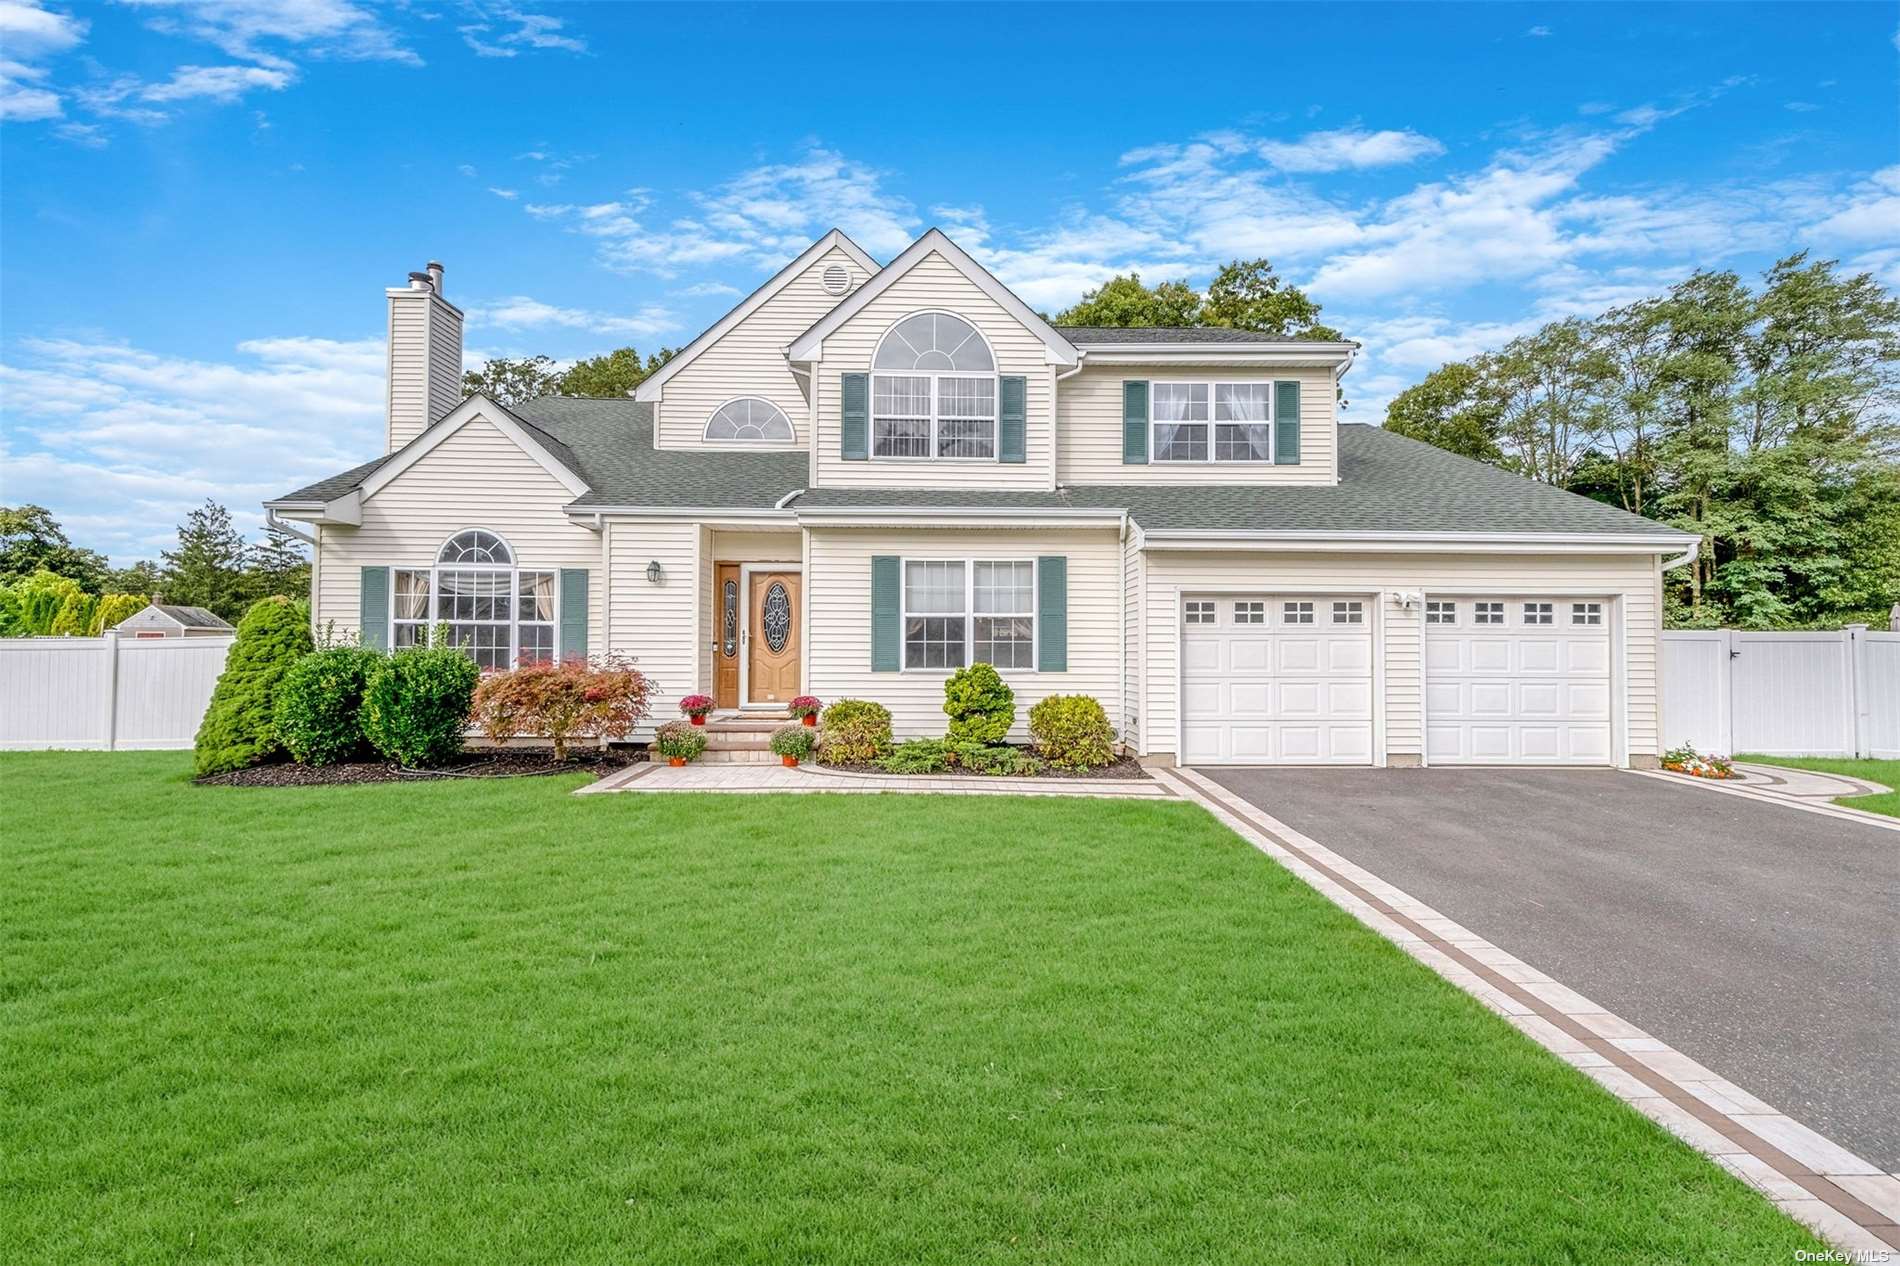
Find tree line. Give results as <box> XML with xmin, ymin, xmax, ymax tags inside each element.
<box><xmin>0</xmin><ymin>501</ymin><xmax>309</xmax><ymax>635</ymax></box>
<box><xmin>1384</xmin><ymin>254</ymin><xmax>1899</xmax><ymax>628</ymax></box>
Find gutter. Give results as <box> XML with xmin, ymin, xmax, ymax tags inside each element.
<box><xmin>264</xmin><ymin>508</ymin><xmax>317</xmax><ymax>546</ymax></box>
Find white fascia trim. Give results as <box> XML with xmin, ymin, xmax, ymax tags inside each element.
<box><xmin>264</xmin><ymin>489</ymin><xmax>361</xmax><ymax>526</ymax></box>
<box><xmin>635</xmin><ymin>229</ymin><xmax>877</xmax><ymax>402</ymax></box>
<box><xmin>1075</xmin><ymin>346</ymin><xmax>1357</xmax><ymax>365</ymax></box>
<box><xmin>794</xmin><ymin>508</ymin><xmax>1123</xmax><ymax>529</ymax></box>
<box><xmin>786</xmin><ymin>228</ymin><xmax>1079</xmax><ymax>367</ymax></box>
<box><xmin>362</xmin><ymin>395</ymin><xmax>590</xmax><ymax>500</ymax></box>
<box><xmin>1138</xmin><ymin>529</ymin><xmax>1696</xmax><ymax>553</ymax></box>
<box><xmin>565</xmin><ymin>505</ymin><xmax>794</xmax><ymax>521</ymax></box>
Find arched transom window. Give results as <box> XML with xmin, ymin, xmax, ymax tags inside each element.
<box><xmin>705</xmin><ymin>397</ymin><xmax>794</xmax><ymax>443</ymax></box>
<box><xmin>391</xmin><ymin>529</ymin><xmax>557</xmax><ymax>670</ymax></box>
<box><xmin>871</xmin><ymin>312</ymin><xmax>998</xmax><ymax>459</ymax></box>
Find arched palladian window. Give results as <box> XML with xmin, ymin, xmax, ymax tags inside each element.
<box><xmin>704</xmin><ymin>397</ymin><xmax>795</xmax><ymax>443</ymax></box>
<box><xmin>391</xmin><ymin>529</ymin><xmax>556</xmax><ymax>670</ymax></box>
<box><xmin>871</xmin><ymin>312</ymin><xmax>997</xmax><ymax>459</ymax></box>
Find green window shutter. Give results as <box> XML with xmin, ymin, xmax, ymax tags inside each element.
<box><xmin>559</xmin><ymin>568</ymin><xmax>589</xmax><ymax>661</ymax></box>
<box><xmin>871</xmin><ymin>555</ymin><xmax>900</xmax><ymax>671</ymax></box>
<box><xmin>1274</xmin><ymin>379</ymin><xmax>1302</xmax><ymax>465</ymax></box>
<box><xmin>841</xmin><ymin>372</ymin><xmax>870</xmax><ymax>460</ymax></box>
<box><xmin>359</xmin><ymin>566</ymin><xmax>389</xmax><ymax>650</ymax></box>
<box><xmin>1037</xmin><ymin>555</ymin><xmax>1067</xmax><ymax>672</ymax></box>
<box><xmin>1122</xmin><ymin>380</ymin><xmax>1149</xmax><ymax>464</ymax></box>
<box><xmin>999</xmin><ymin>374</ymin><xmax>1027</xmax><ymax>463</ymax></box>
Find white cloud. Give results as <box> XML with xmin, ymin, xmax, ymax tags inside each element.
<box><xmin>0</xmin><ymin>56</ymin><xmax>62</xmax><ymax>120</ymax></box>
<box><xmin>460</xmin><ymin>6</ymin><xmax>585</xmax><ymax>57</ymax></box>
<box><xmin>0</xmin><ymin>334</ymin><xmax>385</xmax><ymax>560</ymax></box>
<box><xmin>1525</xmin><ymin>25</ymin><xmax>1552</xmax><ymax>37</ymax></box>
<box><xmin>1255</xmin><ymin>127</ymin><xmax>1446</xmax><ymax>172</ymax></box>
<box><xmin>457</xmin><ymin>162</ymin><xmax>478</xmax><ymax>178</ymax></box>
<box><xmin>525</xmin><ymin>145</ymin><xmax>920</xmax><ymax>277</ymax></box>
<box><xmin>140</xmin><ymin>63</ymin><xmax>293</xmax><ymax>102</ymax></box>
<box><xmin>467</xmin><ymin>295</ymin><xmax>677</xmax><ymax>339</ymax></box>
<box><xmin>488</xmin><ymin>187</ymin><xmax>517</xmax><ymax>199</ymax></box>
<box><xmin>118</xmin><ymin>0</ymin><xmax>419</xmax><ymax>69</ymax></box>
<box><xmin>52</xmin><ymin>118</ymin><xmax>103</xmax><ymax>145</ymax></box>
<box><xmin>678</xmin><ymin>281</ymin><xmax>740</xmax><ymax>298</ymax></box>
<box><xmin>0</xmin><ymin>0</ymin><xmax>87</xmax><ymax>120</ymax></box>
<box><xmin>1784</xmin><ymin>101</ymin><xmax>1820</xmax><ymax>113</ymax></box>
<box><xmin>1801</xmin><ymin>165</ymin><xmax>1900</xmax><ymax>246</ymax></box>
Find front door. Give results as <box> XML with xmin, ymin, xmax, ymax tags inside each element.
<box><xmin>713</xmin><ymin>563</ymin><xmax>741</xmax><ymax>709</ymax></box>
<box><xmin>746</xmin><ymin>571</ymin><xmax>800</xmax><ymax>705</ymax></box>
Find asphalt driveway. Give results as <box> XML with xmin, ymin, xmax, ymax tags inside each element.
<box><xmin>1201</xmin><ymin>767</ymin><xmax>1899</xmax><ymax>1173</ymax></box>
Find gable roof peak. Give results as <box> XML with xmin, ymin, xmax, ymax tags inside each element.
<box><xmin>786</xmin><ymin>228</ymin><xmax>1079</xmax><ymax>367</ymax></box>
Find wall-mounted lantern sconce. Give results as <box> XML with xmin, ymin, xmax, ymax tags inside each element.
<box><xmin>646</xmin><ymin>560</ymin><xmax>664</xmax><ymax>585</ymax></box>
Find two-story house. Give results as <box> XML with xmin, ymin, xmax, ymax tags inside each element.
<box><xmin>266</xmin><ymin>229</ymin><xmax>1695</xmax><ymax>767</ymax></box>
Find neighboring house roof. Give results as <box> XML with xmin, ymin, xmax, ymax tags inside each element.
<box><xmin>269</xmin><ymin>410</ymin><xmax>1685</xmax><ymax>542</ymax></box>
<box><xmin>794</xmin><ymin>425</ymin><xmax>1688</xmax><ymax>538</ymax></box>
<box><xmin>787</xmin><ymin>228</ymin><xmax>1080</xmax><ymax>366</ymax></box>
<box><xmin>633</xmin><ymin>228</ymin><xmax>877</xmax><ymax>403</ymax></box>
<box><xmin>137</xmin><ymin>604</ymin><xmax>234</xmax><ymax>629</ymax></box>
<box><xmin>1057</xmin><ymin>326</ymin><xmax>1343</xmax><ymax>346</ymax></box>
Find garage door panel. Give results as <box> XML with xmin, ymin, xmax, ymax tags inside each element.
<box><xmin>1183</xmin><ymin>593</ymin><xmax>1374</xmax><ymax>765</ymax></box>
<box><xmin>1426</xmin><ymin>596</ymin><xmax>1614</xmax><ymax>766</ymax></box>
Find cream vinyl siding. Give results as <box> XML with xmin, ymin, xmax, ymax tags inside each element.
<box><xmin>1057</xmin><ymin>364</ymin><xmax>1337</xmax><ymax>485</ymax></box>
<box><xmin>606</xmin><ymin>519</ymin><xmax>699</xmax><ymax>737</ymax></box>
<box><xmin>314</xmin><ymin>417</ymin><xmax>601</xmax><ymax>647</ymax></box>
<box><xmin>806</xmin><ymin>527</ymin><xmax>1121</xmax><ymax>739</ymax></box>
<box><xmin>813</xmin><ymin>253</ymin><xmax>1053</xmax><ymax>489</ymax></box>
<box><xmin>386</xmin><ymin>290</ymin><xmax>463</xmax><ymax>451</ymax></box>
<box><xmin>1140</xmin><ymin>550</ymin><xmax>1662</xmax><ymax>762</ymax></box>
<box><xmin>1123</xmin><ymin>525</ymin><xmax>1145</xmax><ymax>748</ymax></box>
<box><xmin>657</xmin><ymin>245</ymin><xmax>868</xmax><ymax>451</ymax></box>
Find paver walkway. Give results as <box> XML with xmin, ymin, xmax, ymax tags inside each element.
<box><xmin>1642</xmin><ymin>761</ymin><xmax>1899</xmax><ymax>832</ymax></box>
<box><xmin>577</xmin><ymin>760</ymin><xmax>1172</xmax><ymax>798</ymax></box>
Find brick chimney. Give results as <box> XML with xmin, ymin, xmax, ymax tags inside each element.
<box><xmin>385</xmin><ymin>260</ymin><xmax>463</xmax><ymax>451</ymax></box>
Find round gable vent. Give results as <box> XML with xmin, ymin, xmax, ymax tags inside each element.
<box><xmin>821</xmin><ymin>263</ymin><xmax>850</xmax><ymax>295</ymax></box>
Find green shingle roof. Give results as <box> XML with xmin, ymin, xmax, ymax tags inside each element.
<box><xmin>272</xmin><ymin>403</ymin><xmax>1683</xmax><ymax>540</ymax></box>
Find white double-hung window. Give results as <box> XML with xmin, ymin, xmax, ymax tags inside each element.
<box><xmin>392</xmin><ymin>530</ymin><xmax>556</xmax><ymax>671</ymax></box>
<box><xmin>902</xmin><ymin>559</ymin><xmax>1035</xmax><ymax>670</ymax></box>
<box><xmin>872</xmin><ymin>312</ymin><xmax>997</xmax><ymax>459</ymax></box>
<box><xmin>1153</xmin><ymin>380</ymin><xmax>1274</xmax><ymax>463</ymax></box>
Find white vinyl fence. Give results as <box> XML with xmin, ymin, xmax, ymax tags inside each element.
<box><xmin>0</xmin><ymin>633</ymin><xmax>234</xmax><ymax>751</ymax></box>
<box><xmin>1660</xmin><ymin>625</ymin><xmax>1898</xmax><ymax>759</ymax></box>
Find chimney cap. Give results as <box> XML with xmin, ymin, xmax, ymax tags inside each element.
<box><xmin>426</xmin><ymin>260</ymin><xmax>444</xmax><ymax>271</ymax></box>
<box><xmin>408</xmin><ymin>270</ymin><xmax>433</xmax><ymax>291</ymax></box>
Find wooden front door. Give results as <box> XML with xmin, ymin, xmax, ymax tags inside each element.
<box><xmin>746</xmin><ymin>571</ymin><xmax>800</xmax><ymax>704</ymax></box>
<box><xmin>713</xmin><ymin>563</ymin><xmax>741</xmax><ymax>709</ymax></box>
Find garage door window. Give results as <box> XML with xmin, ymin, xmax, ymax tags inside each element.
<box><xmin>1572</xmin><ymin>602</ymin><xmax>1603</xmax><ymax>625</ymax></box>
<box><xmin>1332</xmin><ymin>601</ymin><xmax>1363</xmax><ymax>625</ymax></box>
<box><xmin>1234</xmin><ymin>601</ymin><xmax>1265</xmax><ymax>624</ymax></box>
<box><xmin>1425</xmin><ymin>600</ymin><xmax>1457</xmax><ymax>625</ymax></box>
<box><xmin>1283</xmin><ymin>601</ymin><xmax>1314</xmax><ymax>624</ymax></box>
<box><xmin>1475</xmin><ymin>601</ymin><xmax>1504</xmax><ymax>625</ymax></box>
<box><xmin>1185</xmin><ymin>600</ymin><xmax>1215</xmax><ymax>624</ymax></box>
<box><xmin>1523</xmin><ymin>602</ymin><xmax>1554</xmax><ymax>625</ymax></box>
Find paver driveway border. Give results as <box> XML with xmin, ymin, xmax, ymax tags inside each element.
<box><xmin>1633</xmin><ymin>766</ymin><xmax>1900</xmax><ymax>834</ymax></box>
<box><xmin>1148</xmin><ymin>765</ymin><xmax>1900</xmax><ymax>1258</ymax></box>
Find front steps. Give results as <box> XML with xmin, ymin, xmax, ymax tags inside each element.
<box><xmin>684</xmin><ymin>712</ymin><xmax>817</xmax><ymax>765</ymax></box>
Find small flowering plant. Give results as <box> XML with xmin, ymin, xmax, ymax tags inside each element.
<box><xmin>789</xmin><ymin>695</ymin><xmax>822</xmax><ymax>724</ymax></box>
<box><xmin>678</xmin><ymin>694</ymin><xmax>716</xmax><ymax>723</ymax></box>
<box><xmin>1661</xmin><ymin>743</ymin><xmax>1736</xmax><ymax>779</ymax></box>
<box><xmin>654</xmin><ymin>720</ymin><xmax>706</xmax><ymax>763</ymax></box>
<box><xmin>768</xmin><ymin>724</ymin><xmax>816</xmax><ymax>764</ymax></box>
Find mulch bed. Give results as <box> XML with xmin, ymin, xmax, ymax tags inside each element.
<box><xmin>197</xmin><ymin>749</ymin><xmax>638</xmax><ymax>788</ymax></box>
<box><xmin>816</xmin><ymin>754</ymin><xmax>1149</xmax><ymax>781</ymax></box>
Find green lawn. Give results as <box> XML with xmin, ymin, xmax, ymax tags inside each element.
<box><xmin>2</xmin><ymin>752</ymin><xmax>1819</xmax><ymax>1264</ymax></box>
<box><xmin>1738</xmin><ymin>753</ymin><xmax>1900</xmax><ymax>818</ymax></box>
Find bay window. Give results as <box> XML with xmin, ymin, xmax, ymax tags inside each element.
<box><xmin>902</xmin><ymin>558</ymin><xmax>1036</xmax><ymax>670</ymax></box>
<box><xmin>872</xmin><ymin>312</ymin><xmax>997</xmax><ymax>460</ymax></box>
<box><xmin>392</xmin><ymin>530</ymin><xmax>558</xmax><ymax>670</ymax></box>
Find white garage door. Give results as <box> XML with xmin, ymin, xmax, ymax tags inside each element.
<box><xmin>1425</xmin><ymin>597</ymin><xmax>1613</xmax><ymax>765</ymax></box>
<box><xmin>1182</xmin><ymin>595</ymin><xmax>1374</xmax><ymax>764</ymax></box>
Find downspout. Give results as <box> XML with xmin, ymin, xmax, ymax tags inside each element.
<box><xmin>597</xmin><ymin>512</ymin><xmax>611</xmax><ymax>658</ymax></box>
<box><xmin>265</xmin><ymin>508</ymin><xmax>316</xmax><ymax>546</ymax></box>
<box><xmin>1054</xmin><ymin>352</ymin><xmax>1086</xmax><ymax>494</ymax></box>
<box><xmin>1661</xmin><ymin>540</ymin><xmax>1698</xmax><ymax>571</ymax></box>
<box><xmin>774</xmin><ymin>488</ymin><xmax>806</xmax><ymax>510</ymax></box>
<box><xmin>1117</xmin><ymin>509</ymin><xmax>1129</xmax><ymax>753</ymax></box>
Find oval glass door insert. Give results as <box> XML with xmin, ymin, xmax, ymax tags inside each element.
<box><xmin>762</xmin><ymin>581</ymin><xmax>792</xmax><ymax>653</ymax></box>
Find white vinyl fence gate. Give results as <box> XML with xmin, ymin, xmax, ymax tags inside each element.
<box><xmin>1660</xmin><ymin>626</ymin><xmax>1898</xmax><ymax>759</ymax></box>
<box><xmin>0</xmin><ymin>633</ymin><xmax>234</xmax><ymax>751</ymax></box>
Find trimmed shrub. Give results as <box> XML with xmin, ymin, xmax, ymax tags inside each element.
<box><xmin>275</xmin><ymin>646</ymin><xmax>382</xmax><ymax>765</ymax></box>
<box><xmin>943</xmin><ymin>663</ymin><xmax>1014</xmax><ymax>744</ymax></box>
<box><xmin>818</xmin><ymin>699</ymin><xmax>892</xmax><ymax>763</ymax></box>
<box><xmin>944</xmin><ymin>737</ymin><xmax>1044</xmax><ymax>777</ymax></box>
<box><xmin>472</xmin><ymin>657</ymin><xmax>655</xmax><ymax>760</ymax></box>
<box><xmin>193</xmin><ymin>596</ymin><xmax>315</xmax><ymax>776</ymax></box>
<box><xmin>768</xmin><ymin>724</ymin><xmax>816</xmax><ymax>759</ymax></box>
<box><xmin>1029</xmin><ymin>694</ymin><xmax>1116</xmax><ymax>770</ymax></box>
<box><xmin>653</xmin><ymin>720</ymin><xmax>706</xmax><ymax>762</ymax></box>
<box><xmin>876</xmin><ymin>737</ymin><xmax>950</xmax><ymax>774</ymax></box>
<box><xmin>48</xmin><ymin>591</ymin><xmax>96</xmax><ymax>637</ymax></box>
<box><xmin>361</xmin><ymin>646</ymin><xmax>480</xmax><ymax>768</ymax></box>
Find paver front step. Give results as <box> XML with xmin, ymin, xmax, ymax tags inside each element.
<box><xmin>702</xmin><ymin>715</ymin><xmax>802</xmax><ymax>732</ymax></box>
<box><xmin>696</xmin><ymin>749</ymin><xmax>783</xmax><ymax>764</ymax></box>
<box><xmin>703</xmin><ymin>731</ymin><xmax>773</xmax><ymax>750</ymax></box>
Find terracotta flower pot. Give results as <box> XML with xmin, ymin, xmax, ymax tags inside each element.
<box><xmin>801</xmin><ymin>714</ymin><xmax>816</xmax><ymax>727</ymax></box>
<box><xmin>782</xmin><ymin>754</ymin><xmax>798</xmax><ymax>767</ymax></box>
<box><xmin>668</xmin><ymin>756</ymin><xmax>686</xmax><ymax>767</ymax></box>
<box><xmin>689</xmin><ymin>714</ymin><xmax>706</xmax><ymax>726</ymax></box>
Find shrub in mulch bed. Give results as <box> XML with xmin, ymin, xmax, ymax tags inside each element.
<box><xmin>820</xmin><ymin>748</ymin><xmax>1148</xmax><ymax>781</ymax></box>
<box><xmin>196</xmin><ymin>748</ymin><xmax>637</xmax><ymax>787</ymax></box>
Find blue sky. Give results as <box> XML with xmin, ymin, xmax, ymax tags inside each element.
<box><xmin>2</xmin><ymin>1</ymin><xmax>1895</xmax><ymax>561</ymax></box>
